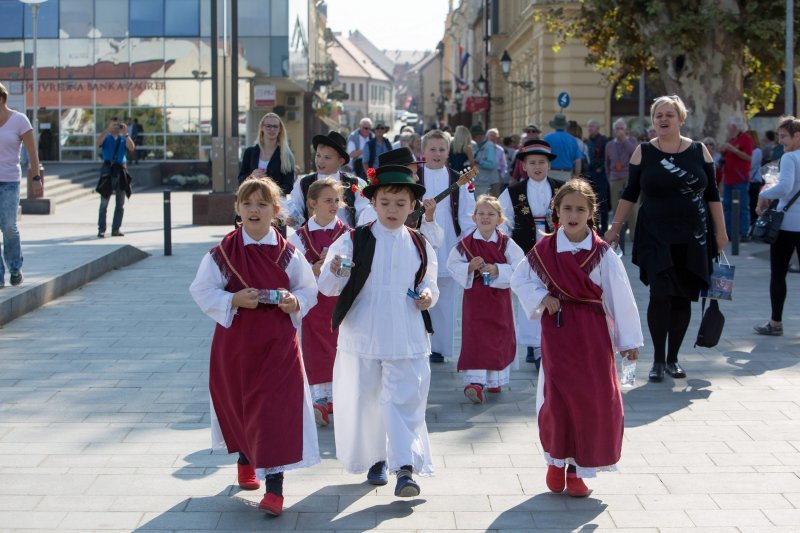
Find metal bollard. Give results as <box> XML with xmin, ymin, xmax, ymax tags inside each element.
<box><xmin>731</xmin><ymin>190</ymin><xmax>740</xmax><ymax>256</ymax></box>
<box><xmin>163</xmin><ymin>190</ymin><xmax>172</xmax><ymax>256</ymax></box>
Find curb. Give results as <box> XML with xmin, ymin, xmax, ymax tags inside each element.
<box><xmin>0</xmin><ymin>245</ymin><xmax>151</xmax><ymax>326</ymax></box>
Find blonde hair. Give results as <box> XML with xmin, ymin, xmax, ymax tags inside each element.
<box><xmin>451</xmin><ymin>125</ymin><xmax>471</xmax><ymax>154</ymax></box>
<box><xmin>650</xmin><ymin>95</ymin><xmax>688</xmax><ymax>124</ymax></box>
<box><xmin>258</xmin><ymin>113</ymin><xmax>294</xmax><ymax>175</ymax></box>
<box><xmin>0</xmin><ymin>82</ymin><xmax>7</xmax><ymax>103</ymax></box>
<box><xmin>306</xmin><ymin>177</ymin><xmax>342</xmax><ymax>214</ymax></box>
<box><xmin>550</xmin><ymin>178</ymin><xmax>597</xmax><ymax>230</ymax></box>
<box><xmin>474</xmin><ymin>194</ymin><xmax>505</xmax><ymax>224</ymax></box>
<box><xmin>422</xmin><ymin>129</ymin><xmax>450</xmax><ymax>150</ymax></box>
<box><xmin>236</xmin><ymin>176</ymin><xmax>282</xmax><ymax>215</ymax></box>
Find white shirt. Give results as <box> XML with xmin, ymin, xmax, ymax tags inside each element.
<box><xmin>760</xmin><ymin>150</ymin><xmax>800</xmax><ymax>232</ymax></box>
<box><xmin>287</xmin><ymin>217</ymin><xmax>340</xmax><ymax>259</ymax></box>
<box><xmin>288</xmin><ymin>171</ymin><xmax>369</xmax><ymax>227</ymax></box>
<box><xmin>346</xmin><ymin>133</ymin><xmax>370</xmax><ymax>154</ymax></box>
<box><xmin>510</xmin><ymin>228</ymin><xmax>644</xmax><ymax>352</ymax></box>
<box><xmin>189</xmin><ymin>227</ymin><xmax>318</xmax><ymax>329</ymax></box>
<box><xmin>0</xmin><ymin>111</ymin><xmax>32</xmax><ymax>182</ymax></box>
<box><xmin>317</xmin><ymin>220</ymin><xmax>440</xmax><ymax>359</ymax></box>
<box><xmin>447</xmin><ymin>229</ymin><xmax>524</xmax><ymax>290</ymax></box>
<box><xmin>422</xmin><ymin>166</ymin><xmax>477</xmax><ymax>276</ymax></box>
<box><xmin>499</xmin><ymin>177</ymin><xmax>552</xmax><ymax>235</ymax></box>
<box><xmin>357</xmin><ymin>204</ymin><xmax>445</xmax><ymax>249</ymax></box>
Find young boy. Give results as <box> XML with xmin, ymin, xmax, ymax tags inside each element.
<box><xmin>318</xmin><ymin>165</ymin><xmax>439</xmax><ymax>497</ymax></box>
<box><xmin>498</xmin><ymin>139</ymin><xmax>561</xmax><ymax>370</ymax></box>
<box><xmin>417</xmin><ymin>130</ymin><xmax>476</xmax><ymax>362</ymax></box>
<box><xmin>289</xmin><ymin>131</ymin><xmax>370</xmax><ymax>227</ymax></box>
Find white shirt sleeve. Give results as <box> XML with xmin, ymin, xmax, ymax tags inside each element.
<box><xmin>446</xmin><ymin>242</ymin><xmax>472</xmax><ymax>289</ymax></box>
<box><xmin>419</xmin><ymin>218</ymin><xmax>444</xmax><ymax>248</ymax></box>
<box><xmin>510</xmin><ymin>255</ymin><xmax>549</xmax><ymax>320</ymax></box>
<box><xmin>761</xmin><ymin>152</ymin><xmax>798</xmax><ymax>201</ymax></box>
<box><xmin>285</xmin><ymin>249</ymin><xmax>319</xmax><ymax>328</ymax></box>
<box><xmin>287</xmin><ymin>232</ymin><xmax>307</xmax><ymax>256</ymax></box>
<box><xmin>189</xmin><ymin>253</ymin><xmax>237</xmax><ymax>328</ymax></box>
<box><xmin>352</xmin><ymin>177</ymin><xmax>371</xmax><ymax>221</ymax></box>
<box><xmin>597</xmin><ymin>250</ymin><xmax>644</xmax><ymax>352</ymax></box>
<box><xmin>418</xmin><ymin>240</ymin><xmax>440</xmax><ymax>307</ymax></box>
<box><xmin>498</xmin><ymin>188</ymin><xmax>515</xmax><ymax>236</ymax></box>
<box><xmin>358</xmin><ymin>203</ymin><xmax>377</xmax><ymax>225</ymax></box>
<box><xmin>492</xmin><ymin>237</ymin><xmax>524</xmax><ymax>289</ymax></box>
<box><xmin>288</xmin><ymin>178</ymin><xmax>306</xmax><ymax>226</ymax></box>
<box><xmin>457</xmin><ymin>184</ymin><xmax>477</xmax><ymax>237</ymax></box>
<box><xmin>317</xmin><ymin>231</ymin><xmax>354</xmax><ymax>297</ymax></box>
<box><xmin>346</xmin><ymin>140</ymin><xmax>358</xmax><ymax>154</ymax></box>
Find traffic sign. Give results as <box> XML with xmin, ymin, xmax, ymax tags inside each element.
<box><xmin>557</xmin><ymin>92</ymin><xmax>570</xmax><ymax>109</ymax></box>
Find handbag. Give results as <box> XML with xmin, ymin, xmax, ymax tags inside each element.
<box><xmin>752</xmin><ymin>189</ymin><xmax>800</xmax><ymax>244</ymax></box>
<box><xmin>706</xmin><ymin>251</ymin><xmax>734</xmax><ymax>301</ymax></box>
<box><xmin>694</xmin><ymin>297</ymin><xmax>725</xmax><ymax>348</ymax></box>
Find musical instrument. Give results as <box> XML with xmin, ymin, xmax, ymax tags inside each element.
<box><xmin>405</xmin><ymin>166</ymin><xmax>478</xmax><ymax>227</ymax></box>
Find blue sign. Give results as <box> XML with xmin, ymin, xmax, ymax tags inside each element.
<box><xmin>557</xmin><ymin>92</ymin><xmax>570</xmax><ymax>109</ymax></box>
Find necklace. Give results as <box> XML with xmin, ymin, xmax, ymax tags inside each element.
<box><xmin>656</xmin><ymin>138</ymin><xmax>684</xmax><ymax>162</ymax></box>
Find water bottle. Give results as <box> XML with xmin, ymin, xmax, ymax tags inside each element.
<box><xmin>337</xmin><ymin>255</ymin><xmax>352</xmax><ymax>277</ymax></box>
<box><xmin>482</xmin><ymin>272</ymin><xmax>491</xmax><ymax>285</ymax></box>
<box><xmin>620</xmin><ymin>357</ymin><xmax>636</xmax><ymax>387</ymax></box>
<box><xmin>258</xmin><ymin>289</ymin><xmax>283</xmax><ymax>305</ymax></box>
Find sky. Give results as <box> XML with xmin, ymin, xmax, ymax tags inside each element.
<box><xmin>325</xmin><ymin>0</ymin><xmax>452</xmax><ymax>52</ymax></box>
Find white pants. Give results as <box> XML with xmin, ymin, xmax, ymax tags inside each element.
<box><xmin>332</xmin><ymin>350</ymin><xmax>434</xmax><ymax>476</ymax></box>
<box><xmin>429</xmin><ymin>276</ymin><xmax>460</xmax><ymax>358</ymax></box>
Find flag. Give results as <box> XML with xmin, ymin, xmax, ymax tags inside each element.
<box><xmin>459</xmin><ymin>46</ymin><xmax>470</xmax><ymax>78</ymax></box>
<box><xmin>454</xmin><ymin>76</ymin><xmax>469</xmax><ymax>92</ymax></box>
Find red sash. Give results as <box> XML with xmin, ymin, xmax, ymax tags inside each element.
<box><xmin>527</xmin><ymin>231</ymin><xmax>623</xmax><ymax>468</ymax></box>
<box><xmin>208</xmin><ymin>228</ymin><xmax>304</xmax><ymax>469</ymax></box>
<box><xmin>456</xmin><ymin>231</ymin><xmax>516</xmax><ymax>371</ymax></box>
<box><xmin>297</xmin><ymin>220</ymin><xmax>348</xmax><ymax>385</ymax></box>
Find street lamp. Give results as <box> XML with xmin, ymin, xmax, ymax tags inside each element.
<box><xmin>20</xmin><ymin>0</ymin><xmax>47</xmax><ymax>154</ymax></box>
<box><xmin>499</xmin><ymin>50</ymin><xmax>536</xmax><ymax>91</ymax></box>
<box><xmin>477</xmin><ymin>75</ymin><xmax>486</xmax><ymax>93</ymax></box>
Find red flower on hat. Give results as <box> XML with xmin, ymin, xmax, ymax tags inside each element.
<box><xmin>350</xmin><ymin>184</ymin><xmax>358</xmax><ymax>193</ymax></box>
<box><xmin>467</xmin><ymin>182</ymin><xmax>475</xmax><ymax>193</ymax></box>
<box><xmin>366</xmin><ymin>167</ymin><xmax>376</xmax><ymax>179</ymax></box>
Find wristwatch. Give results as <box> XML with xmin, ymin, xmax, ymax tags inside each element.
<box><xmin>32</xmin><ymin>175</ymin><xmax>42</xmax><ymax>181</ymax></box>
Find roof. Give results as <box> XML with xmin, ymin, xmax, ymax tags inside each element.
<box><xmin>384</xmin><ymin>50</ymin><xmax>429</xmax><ymax>67</ymax></box>
<box><xmin>346</xmin><ymin>30</ymin><xmax>394</xmax><ymax>79</ymax></box>
<box><xmin>328</xmin><ymin>33</ymin><xmax>392</xmax><ymax>82</ymax></box>
<box><xmin>408</xmin><ymin>52</ymin><xmax>439</xmax><ymax>74</ymax></box>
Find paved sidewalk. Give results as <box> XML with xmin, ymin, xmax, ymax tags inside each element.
<box><xmin>1</xmin><ymin>191</ymin><xmax>799</xmax><ymax>531</ymax></box>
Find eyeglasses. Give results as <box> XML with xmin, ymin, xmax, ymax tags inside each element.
<box><xmin>361</xmin><ymin>126</ymin><xmax>371</xmax><ymax>131</ymax></box>
<box><xmin>262</xmin><ymin>124</ymin><xmax>280</xmax><ymax>130</ymax></box>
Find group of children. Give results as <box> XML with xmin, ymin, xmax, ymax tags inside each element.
<box><xmin>189</xmin><ymin>130</ymin><xmax>644</xmax><ymax>515</ymax></box>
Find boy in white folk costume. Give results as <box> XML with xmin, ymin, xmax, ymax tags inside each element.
<box><xmin>318</xmin><ymin>165</ymin><xmax>439</xmax><ymax>497</ymax></box>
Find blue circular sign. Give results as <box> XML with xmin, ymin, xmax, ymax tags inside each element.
<box><xmin>557</xmin><ymin>92</ymin><xmax>571</xmax><ymax>109</ymax></box>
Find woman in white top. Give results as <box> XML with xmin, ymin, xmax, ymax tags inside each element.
<box><xmin>0</xmin><ymin>82</ymin><xmax>41</xmax><ymax>288</ymax></box>
<box><xmin>754</xmin><ymin>116</ymin><xmax>800</xmax><ymax>336</ymax></box>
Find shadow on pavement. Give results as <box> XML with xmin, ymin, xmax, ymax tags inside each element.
<box><xmin>622</xmin><ymin>378</ymin><xmax>712</xmax><ymax>428</ymax></box>
<box><xmin>487</xmin><ymin>492</ymin><xmax>606</xmax><ymax>530</ymax></box>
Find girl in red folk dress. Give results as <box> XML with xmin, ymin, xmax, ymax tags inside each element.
<box><xmin>511</xmin><ymin>179</ymin><xmax>643</xmax><ymax>497</ymax></box>
<box><xmin>448</xmin><ymin>195</ymin><xmax>524</xmax><ymax>403</ymax></box>
<box><xmin>288</xmin><ymin>178</ymin><xmax>349</xmax><ymax>427</ymax></box>
<box><xmin>190</xmin><ymin>177</ymin><xmax>320</xmax><ymax>516</ymax></box>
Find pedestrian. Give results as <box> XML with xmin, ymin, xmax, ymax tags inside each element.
<box><xmin>318</xmin><ymin>164</ymin><xmax>439</xmax><ymax>498</ymax></box>
<box><xmin>487</xmin><ymin>128</ymin><xmax>507</xmax><ymax>196</ymax></box>
<box><xmin>721</xmin><ymin>115</ymin><xmax>754</xmax><ymax>241</ymax></box>
<box><xmin>511</xmin><ymin>178</ymin><xmax>643</xmax><ymax>498</ymax></box>
<box><xmin>605</xmin><ymin>118</ymin><xmax>638</xmax><ymax>235</ymax></box>
<box><xmin>362</xmin><ymin>120</ymin><xmax>392</xmax><ymax>172</ymax></box>
<box><xmin>447</xmin><ymin>195</ymin><xmax>524</xmax><ymax>403</ymax></box>
<box><xmin>753</xmin><ymin>116</ymin><xmax>800</xmax><ymax>336</ymax></box>
<box><xmin>189</xmin><ymin>177</ymin><xmax>320</xmax><ymax>516</ymax></box>
<box><xmin>418</xmin><ymin>130</ymin><xmax>477</xmax><ymax>363</ymax></box>
<box><xmin>288</xmin><ymin>131</ymin><xmax>369</xmax><ymax>228</ymax></box>
<box><xmin>544</xmin><ymin>114</ymin><xmax>581</xmax><ymax>181</ymax></box>
<box><xmin>605</xmin><ymin>95</ymin><xmax>727</xmax><ymax>382</ymax></box>
<box><xmin>471</xmin><ymin>124</ymin><xmax>500</xmax><ymax>196</ymax></box>
<box><xmin>584</xmin><ymin>119</ymin><xmax>609</xmax><ymax>234</ymax></box>
<box><xmin>238</xmin><ymin>113</ymin><xmax>295</xmax><ymax>195</ymax></box>
<box><xmin>745</xmin><ymin>129</ymin><xmax>763</xmax><ymax>231</ymax></box>
<box><xmin>288</xmin><ymin>178</ymin><xmax>349</xmax><ymax>427</ymax></box>
<box><xmin>498</xmin><ymin>139</ymin><xmax>560</xmax><ymax>370</ymax></box>
<box><xmin>0</xmin><ymin>82</ymin><xmax>41</xmax><ymax>288</ymax></box>
<box><xmin>702</xmin><ymin>136</ymin><xmax>723</xmax><ymax>185</ymax></box>
<box><xmin>95</xmin><ymin>117</ymin><xmax>134</xmax><ymax>238</ymax></box>
<box><xmin>448</xmin><ymin>125</ymin><xmax>475</xmax><ymax>173</ymax></box>
<box><xmin>346</xmin><ymin>117</ymin><xmax>374</xmax><ymax>178</ymax></box>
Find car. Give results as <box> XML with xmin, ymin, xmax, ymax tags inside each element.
<box><xmin>404</xmin><ymin>113</ymin><xmax>419</xmax><ymax>125</ymax></box>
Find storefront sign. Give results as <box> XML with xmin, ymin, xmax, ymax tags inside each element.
<box><xmin>255</xmin><ymin>84</ymin><xmax>277</xmax><ymax>107</ymax></box>
<box><xmin>465</xmin><ymin>96</ymin><xmax>489</xmax><ymax>113</ymax></box>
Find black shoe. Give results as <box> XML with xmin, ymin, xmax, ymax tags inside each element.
<box><xmin>394</xmin><ymin>468</ymin><xmax>420</xmax><ymax>497</ymax></box>
<box><xmin>665</xmin><ymin>361</ymin><xmax>686</xmax><ymax>379</ymax></box>
<box><xmin>97</xmin><ymin>232</ymin><xmax>105</xmax><ymax>239</ymax></box>
<box><xmin>526</xmin><ymin>346</ymin><xmax>536</xmax><ymax>363</ymax></box>
<box><xmin>111</xmin><ymin>231</ymin><xmax>125</xmax><ymax>237</ymax></box>
<box><xmin>366</xmin><ymin>461</ymin><xmax>388</xmax><ymax>485</ymax></box>
<box><xmin>429</xmin><ymin>352</ymin><xmax>444</xmax><ymax>363</ymax></box>
<box><xmin>9</xmin><ymin>272</ymin><xmax>23</xmax><ymax>286</ymax></box>
<box><xmin>648</xmin><ymin>362</ymin><xmax>665</xmax><ymax>382</ymax></box>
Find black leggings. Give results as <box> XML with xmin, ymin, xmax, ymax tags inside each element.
<box><xmin>647</xmin><ymin>292</ymin><xmax>692</xmax><ymax>364</ymax></box>
<box><xmin>770</xmin><ymin>230</ymin><xmax>800</xmax><ymax>322</ymax></box>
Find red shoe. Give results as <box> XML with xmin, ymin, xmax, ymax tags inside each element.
<box><xmin>313</xmin><ymin>403</ymin><xmax>329</xmax><ymax>426</ymax></box>
<box><xmin>545</xmin><ymin>464</ymin><xmax>566</xmax><ymax>493</ymax></box>
<box><xmin>566</xmin><ymin>473</ymin><xmax>591</xmax><ymax>497</ymax></box>
<box><xmin>463</xmin><ymin>384</ymin><xmax>484</xmax><ymax>404</ymax></box>
<box><xmin>237</xmin><ymin>463</ymin><xmax>260</xmax><ymax>490</ymax></box>
<box><xmin>327</xmin><ymin>402</ymin><xmax>333</xmax><ymax>414</ymax></box>
<box><xmin>487</xmin><ymin>386</ymin><xmax>501</xmax><ymax>393</ymax></box>
<box><xmin>258</xmin><ymin>492</ymin><xmax>284</xmax><ymax>516</ymax></box>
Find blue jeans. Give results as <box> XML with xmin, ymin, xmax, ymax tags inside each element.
<box><xmin>98</xmin><ymin>189</ymin><xmax>126</xmax><ymax>234</ymax></box>
<box><xmin>0</xmin><ymin>181</ymin><xmax>23</xmax><ymax>281</ymax></box>
<box><xmin>723</xmin><ymin>182</ymin><xmax>750</xmax><ymax>237</ymax></box>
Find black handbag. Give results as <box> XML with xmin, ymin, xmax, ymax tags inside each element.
<box><xmin>695</xmin><ymin>297</ymin><xmax>725</xmax><ymax>348</ymax></box>
<box><xmin>752</xmin><ymin>189</ymin><xmax>800</xmax><ymax>244</ymax></box>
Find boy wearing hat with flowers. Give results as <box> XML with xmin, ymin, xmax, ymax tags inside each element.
<box><xmin>499</xmin><ymin>139</ymin><xmax>562</xmax><ymax>369</ymax></box>
<box><xmin>288</xmin><ymin>131</ymin><xmax>370</xmax><ymax>227</ymax></box>
<box><xmin>318</xmin><ymin>165</ymin><xmax>439</xmax><ymax>498</ymax></box>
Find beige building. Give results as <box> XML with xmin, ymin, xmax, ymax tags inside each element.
<box><xmin>407</xmin><ymin>52</ymin><xmax>443</xmax><ymax>129</ymax></box>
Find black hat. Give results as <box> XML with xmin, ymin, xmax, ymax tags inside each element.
<box><xmin>362</xmin><ymin>165</ymin><xmax>426</xmax><ymax>200</ymax></box>
<box><xmin>515</xmin><ymin>139</ymin><xmax>557</xmax><ymax>162</ymax></box>
<box><xmin>470</xmin><ymin>124</ymin><xmax>485</xmax><ymax>136</ymax></box>
<box><xmin>524</xmin><ymin>123</ymin><xmax>541</xmax><ymax>133</ymax></box>
<box><xmin>312</xmin><ymin>131</ymin><xmax>350</xmax><ymax>164</ymax></box>
<box><xmin>378</xmin><ymin>147</ymin><xmax>424</xmax><ymax>167</ymax></box>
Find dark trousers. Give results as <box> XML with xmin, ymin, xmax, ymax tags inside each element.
<box><xmin>98</xmin><ymin>189</ymin><xmax>126</xmax><ymax>234</ymax></box>
<box><xmin>770</xmin><ymin>230</ymin><xmax>800</xmax><ymax>321</ymax></box>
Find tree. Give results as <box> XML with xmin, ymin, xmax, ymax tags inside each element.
<box><xmin>539</xmin><ymin>0</ymin><xmax>800</xmax><ymax>138</ymax></box>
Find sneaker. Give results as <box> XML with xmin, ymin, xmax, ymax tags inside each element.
<box><xmin>237</xmin><ymin>463</ymin><xmax>260</xmax><ymax>490</ymax></box>
<box><xmin>754</xmin><ymin>322</ymin><xmax>783</xmax><ymax>336</ymax></box>
<box><xmin>394</xmin><ymin>469</ymin><xmax>420</xmax><ymax>497</ymax></box>
<box><xmin>313</xmin><ymin>403</ymin><xmax>329</xmax><ymax>426</ymax></box>
<box><xmin>9</xmin><ymin>272</ymin><xmax>23</xmax><ymax>287</ymax></box>
<box><xmin>367</xmin><ymin>461</ymin><xmax>388</xmax><ymax>485</ymax></box>
<box><xmin>258</xmin><ymin>492</ymin><xmax>284</xmax><ymax>516</ymax></box>
<box><xmin>429</xmin><ymin>352</ymin><xmax>445</xmax><ymax>363</ymax></box>
<box><xmin>464</xmin><ymin>384</ymin><xmax>484</xmax><ymax>404</ymax></box>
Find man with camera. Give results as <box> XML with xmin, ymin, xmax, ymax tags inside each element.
<box><xmin>96</xmin><ymin>117</ymin><xmax>135</xmax><ymax>238</ymax></box>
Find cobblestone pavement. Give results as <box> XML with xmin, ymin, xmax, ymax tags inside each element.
<box><xmin>1</xmin><ymin>191</ymin><xmax>799</xmax><ymax>532</ymax></box>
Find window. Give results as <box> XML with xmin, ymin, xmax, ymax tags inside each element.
<box><xmin>359</xmin><ymin>83</ymin><xmax>363</xmax><ymax>101</ymax></box>
<box><xmin>270</xmin><ymin>0</ymin><xmax>288</xmax><ymax>37</ymax></box>
<box><xmin>0</xmin><ymin>0</ymin><xmax>24</xmax><ymax>39</ymax></box>
<box><xmin>130</xmin><ymin>0</ymin><xmax>164</xmax><ymax>37</ymax></box>
<box><xmin>95</xmin><ymin>0</ymin><xmax>128</xmax><ymax>38</ymax></box>
<box><xmin>238</xmin><ymin>0</ymin><xmax>271</xmax><ymax>37</ymax></box>
<box><xmin>270</xmin><ymin>36</ymin><xmax>288</xmax><ymax>77</ymax></box>
<box><xmin>350</xmin><ymin>83</ymin><xmax>354</xmax><ymax>101</ymax></box>
<box><xmin>61</xmin><ymin>0</ymin><xmax>93</xmax><ymax>38</ymax></box>
<box><xmin>24</xmin><ymin>0</ymin><xmax>60</xmax><ymax>39</ymax></box>
<box><xmin>165</xmin><ymin>0</ymin><xmax>199</xmax><ymax>36</ymax></box>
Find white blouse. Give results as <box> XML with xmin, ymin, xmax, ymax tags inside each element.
<box><xmin>189</xmin><ymin>227</ymin><xmax>318</xmax><ymax>329</ymax></box>
<box><xmin>357</xmin><ymin>205</ymin><xmax>445</xmax><ymax>249</ymax></box>
<box><xmin>317</xmin><ymin>220</ymin><xmax>440</xmax><ymax>359</ymax></box>
<box><xmin>447</xmin><ymin>229</ymin><xmax>525</xmax><ymax>290</ymax></box>
<box><xmin>288</xmin><ymin>172</ymin><xmax>370</xmax><ymax>226</ymax></box>
<box><xmin>510</xmin><ymin>228</ymin><xmax>644</xmax><ymax>352</ymax></box>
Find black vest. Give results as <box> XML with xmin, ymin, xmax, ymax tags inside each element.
<box><xmin>509</xmin><ymin>177</ymin><xmax>560</xmax><ymax>253</ymax></box>
<box><xmin>418</xmin><ymin>166</ymin><xmax>462</xmax><ymax>236</ymax></box>
<box><xmin>331</xmin><ymin>223</ymin><xmax>432</xmax><ymax>333</ymax></box>
<box><xmin>300</xmin><ymin>171</ymin><xmax>359</xmax><ymax>226</ymax></box>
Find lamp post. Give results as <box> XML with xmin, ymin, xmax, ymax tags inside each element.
<box><xmin>499</xmin><ymin>50</ymin><xmax>535</xmax><ymax>91</ymax></box>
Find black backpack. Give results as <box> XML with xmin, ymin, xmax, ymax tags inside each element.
<box><xmin>694</xmin><ymin>298</ymin><xmax>725</xmax><ymax>348</ymax></box>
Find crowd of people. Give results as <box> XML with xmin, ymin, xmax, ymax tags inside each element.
<box><xmin>183</xmin><ymin>96</ymin><xmax>794</xmax><ymax>516</ymax></box>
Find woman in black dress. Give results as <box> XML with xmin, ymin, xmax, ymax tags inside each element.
<box><xmin>238</xmin><ymin>113</ymin><xmax>295</xmax><ymax>195</ymax></box>
<box><xmin>605</xmin><ymin>96</ymin><xmax>728</xmax><ymax>382</ymax></box>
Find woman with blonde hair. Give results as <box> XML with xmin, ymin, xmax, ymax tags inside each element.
<box><xmin>448</xmin><ymin>125</ymin><xmax>475</xmax><ymax>172</ymax></box>
<box><xmin>238</xmin><ymin>112</ymin><xmax>296</xmax><ymax>195</ymax></box>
